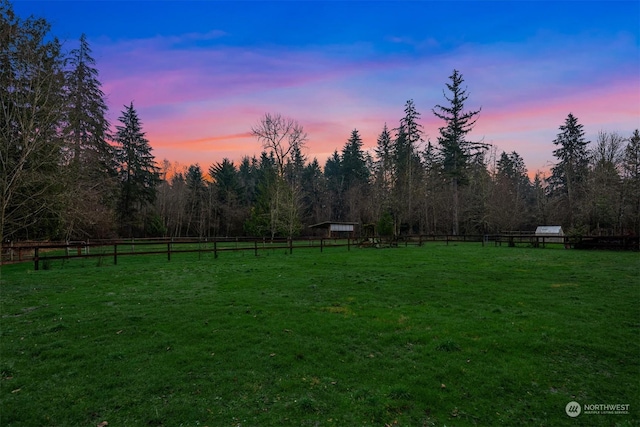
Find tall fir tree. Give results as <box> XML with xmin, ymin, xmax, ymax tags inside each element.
<box><xmin>285</xmin><ymin>143</ymin><xmax>306</xmax><ymax>188</ymax></box>
<box><xmin>491</xmin><ymin>151</ymin><xmax>532</xmax><ymax>231</ymax></box>
<box><xmin>301</xmin><ymin>158</ymin><xmax>327</xmax><ymax>225</ymax></box>
<box><xmin>113</xmin><ymin>102</ymin><xmax>160</xmax><ymax>237</ymax></box>
<box><xmin>210</xmin><ymin>159</ymin><xmax>240</xmax><ymax>205</ymax></box>
<box><xmin>399</xmin><ymin>99</ymin><xmax>423</xmax><ymax>149</ymax></box>
<box><xmin>62</xmin><ymin>33</ymin><xmax>116</xmax><ymax>238</ymax></box>
<box><xmin>324</xmin><ymin>150</ymin><xmax>345</xmax><ymax>220</ymax></box>
<box><xmin>210</xmin><ymin>158</ymin><xmax>244</xmax><ymax>236</ymax></box>
<box><xmin>341</xmin><ymin>129</ymin><xmax>369</xmax><ymax>188</ymax></box>
<box><xmin>549</xmin><ymin>113</ymin><xmax>590</xmax><ymax>228</ymax></box>
<box><xmin>374</xmin><ymin>124</ymin><xmax>394</xmax><ymax>187</ymax></box>
<box><xmin>433</xmin><ymin>70</ymin><xmax>484</xmax><ymax>234</ymax></box>
<box><xmin>64</xmin><ymin>34</ymin><xmax>112</xmax><ymax>171</ymax></box>
<box><xmin>393</xmin><ymin>100</ymin><xmax>424</xmax><ymax>235</ymax></box>
<box><xmin>185</xmin><ymin>164</ymin><xmax>206</xmax><ymax>237</ymax></box>
<box><xmin>372</xmin><ymin>124</ymin><xmax>394</xmax><ymax>223</ymax></box>
<box><xmin>339</xmin><ymin>129</ymin><xmax>370</xmax><ymax>222</ymax></box>
<box><xmin>238</xmin><ymin>155</ymin><xmax>258</xmax><ymax>207</ymax></box>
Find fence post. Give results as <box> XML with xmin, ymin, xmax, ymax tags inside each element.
<box><xmin>254</xmin><ymin>239</ymin><xmax>258</xmax><ymax>257</ymax></box>
<box><xmin>289</xmin><ymin>238</ymin><xmax>293</xmax><ymax>254</ymax></box>
<box><xmin>348</xmin><ymin>237</ymin><xmax>351</xmax><ymax>251</ymax></box>
<box><xmin>214</xmin><ymin>239</ymin><xmax>218</xmax><ymax>259</ymax></box>
<box><xmin>167</xmin><ymin>242</ymin><xmax>171</xmax><ymax>261</ymax></box>
<box><xmin>34</xmin><ymin>247</ymin><xmax>39</xmax><ymax>271</ymax></box>
<box><xmin>113</xmin><ymin>244</ymin><xmax>118</xmax><ymax>265</ymax></box>
<box><xmin>320</xmin><ymin>238</ymin><xmax>324</xmax><ymax>253</ymax></box>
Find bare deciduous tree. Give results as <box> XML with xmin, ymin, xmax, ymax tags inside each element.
<box><xmin>251</xmin><ymin>113</ymin><xmax>307</xmax><ymax>239</ymax></box>
<box><xmin>1</xmin><ymin>3</ymin><xmax>66</xmax><ymax>262</ymax></box>
<box><xmin>251</xmin><ymin>113</ymin><xmax>307</xmax><ymax>177</ymax></box>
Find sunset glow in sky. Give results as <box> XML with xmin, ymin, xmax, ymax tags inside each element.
<box><xmin>15</xmin><ymin>1</ymin><xmax>640</xmax><ymax>176</ymax></box>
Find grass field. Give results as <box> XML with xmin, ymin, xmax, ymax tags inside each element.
<box><xmin>1</xmin><ymin>244</ymin><xmax>638</xmax><ymax>426</ymax></box>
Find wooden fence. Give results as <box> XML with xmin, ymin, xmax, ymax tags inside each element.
<box><xmin>2</xmin><ymin>234</ymin><xmax>637</xmax><ymax>270</ymax></box>
<box><xmin>2</xmin><ymin>237</ymin><xmax>355</xmax><ymax>270</ymax></box>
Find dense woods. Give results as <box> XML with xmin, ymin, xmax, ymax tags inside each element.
<box><xmin>2</xmin><ymin>1</ymin><xmax>639</xmax><ymax>248</ymax></box>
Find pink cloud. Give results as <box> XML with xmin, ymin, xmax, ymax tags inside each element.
<box><xmin>96</xmin><ymin>29</ymin><xmax>639</xmax><ymax>176</ymax></box>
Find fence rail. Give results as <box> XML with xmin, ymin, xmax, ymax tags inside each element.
<box><xmin>1</xmin><ymin>237</ymin><xmax>356</xmax><ymax>270</ymax></box>
<box><xmin>2</xmin><ymin>234</ymin><xmax>637</xmax><ymax>270</ymax></box>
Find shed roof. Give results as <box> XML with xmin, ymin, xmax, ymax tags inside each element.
<box><xmin>535</xmin><ymin>226</ymin><xmax>564</xmax><ymax>235</ymax></box>
<box><xmin>309</xmin><ymin>221</ymin><xmax>359</xmax><ymax>229</ymax></box>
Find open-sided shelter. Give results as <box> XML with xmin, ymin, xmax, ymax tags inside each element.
<box><xmin>309</xmin><ymin>221</ymin><xmax>358</xmax><ymax>238</ymax></box>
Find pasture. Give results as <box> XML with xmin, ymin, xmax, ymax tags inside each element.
<box><xmin>1</xmin><ymin>244</ymin><xmax>638</xmax><ymax>426</ymax></box>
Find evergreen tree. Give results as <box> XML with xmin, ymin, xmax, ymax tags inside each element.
<box><xmin>491</xmin><ymin>151</ymin><xmax>532</xmax><ymax>231</ymax></box>
<box><xmin>496</xmin><ymin>151</ymin><xmax>530</xmax><ymax>200</ymax></box>
<box><xmin>399</xmin><ymin>99</ymin><xmax>423</xmax><ymax>149</ymax></box>
<box><xmin>210</xmin><ymin>159</ymin><xmax>240</xmax><ymax>205</ymax></box>
<box><xmin>324</xmin><ymin>150</ymin><xmax>344</xmax><ymax>220</ymax></box>
<box><xmin>341</xmin><ymin>129</ymin><xmax>369</xmax><ymax>188</ymax></box>
<box><xmin>393</xmin><ymin>100</ymin><xmax>424</xmax><ymax>235</ymax></box>
<box><xmin>61</xmin><ymin>33</ymin><xmax>116</xmax><ymax>238</ymax></box>
<box><xmin>301</xmin><ymin>158</ymin><xmax>327</xmax><ymax>225</ymax></box>
<box><xmin>210</xmin><ymin>158</ymin><xmax>243</xmax><ymax>236</ymax></box>
<box><xmin>433</xmin><ymin>69</ymin><xmax>485</xmax><ymax>234</ymax></box>
<box><xmin>372</xmin><ymin>124</ymin><xmax>394</xmax><ymax>224</ymax></box>
<box><xmin>463</xmin><ymin>153</ymin><xmax>492</xmax><ymax>233</ymax></box>
<box><xmin>549</xmin><ymin>113</ymin><xmax>590</xmax><ymax>228</ymax></box>
<box><xmin>113</xmin><ymin>102</ymin><xmax>160</xmax><ymax>236</ymax></box>
<box><xmin>339</xmin><ymin>129</ymin><xmax>370</xmax><ymax>222</ymax></box>
<box><xmin>373</xmin><ymin>124</ymin><xmax>394</xmax><ymax>187</ymax></box>
<box><xmin>64</xmin><ymin>34</ymin><xmax>112</xmax><ymax>171</ymax></box>
<box><xmin>185</xmin><ymin>164</ymin><xmax>206</xmax><ymax>236</ymax></box>
<box><xmin>166</xmin><ymin>170</ymin><xmax>187</xmax><ymax>237</ymax></box>
<box><xmin>244</xmin><ymin>152</ymin><xmax>277</xmax><ymax>237</ymax></box>
<box><xmin>285</xmin><ymin>143</ymin><xmax>306</xmax><ymax>187</ymax></box>
<box><xmin>420</xmin><ymin>140</ymin><xmax>442</xmax><ymax>234</ymax></box>
<box><xmin>532</xmin><ymin>172</ymin><xmax>550</xmax><ymax>227</ymax></box>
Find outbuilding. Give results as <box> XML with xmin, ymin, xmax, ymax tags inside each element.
<box><xmin>535</xmin><ymin>226</ymin><xmax>564</xmax><ymax>243</ymax></box>
<box><xmin>308</xmin><ymin>221</ymin><xmax>358</xmax><ymax>238</ymax></box>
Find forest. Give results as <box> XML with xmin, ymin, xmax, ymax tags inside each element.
<box><xmin>2</xmin><ymin>1</ymin><xmax>640</xmax><ymax>246</ymax></box>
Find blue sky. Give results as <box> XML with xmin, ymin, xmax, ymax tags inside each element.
<box><xmin>13</xmin><ymin>0</ymin><xmax>640</xmax><ymax>176</ymax></box>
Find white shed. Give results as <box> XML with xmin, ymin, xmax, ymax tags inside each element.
<box><xmin>535</xmin><ymin>226</ymin><xmax>564</xmax><ymax>243</ymax></box>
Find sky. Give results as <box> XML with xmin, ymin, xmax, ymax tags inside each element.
<box><xmin>13</xmin><ymin>0</ymin><xmax>640</xmax><ymax>177</ymax></box>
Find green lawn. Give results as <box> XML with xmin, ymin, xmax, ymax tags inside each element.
<box><xmin>1</xmin><ymin>244</ymin><xmax>638</xmax><ymax>426</ymax></box>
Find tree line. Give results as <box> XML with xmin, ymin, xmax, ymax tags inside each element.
<box><xmin>2</xmin><ymin>1</ymin><xmax>639</xmax><ymax>248</ymax></box>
